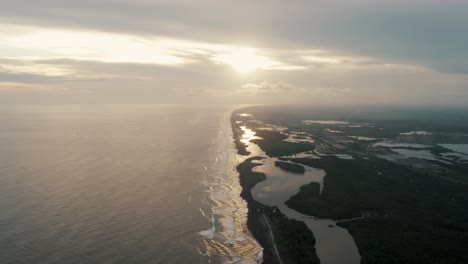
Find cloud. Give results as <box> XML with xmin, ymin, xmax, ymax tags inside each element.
<box><xmin>0</xmin><ymin>59</ymin><xmax>157</xmax><ymax>84</ymax></box>
<box><xmin>0</xmin><ymin>1</ymin><xmax>468</xmax><ymax>105</ymax></box>
<box><xmin>313</xmin><ymin>86</ymin><xmax>352</xmax><ymax>96</ymax></box>
<box><xmin>0</xmin><ymin>24</ymin><xmax>310</xmax><ymax>74</ymax></box>
<box><xmin>0</xmin><ymin>82</ymin><xmax>91</xmax><ymax>94</ymax></box>
<box><xmin>1</xmin><ymin>1</ymin><xmax>468</xmax><ymax>74</ymax></box>
<box><xmin>237</xmin><ymin>82</ymin><xmax>297</xmax><ymax>95</ymax></box>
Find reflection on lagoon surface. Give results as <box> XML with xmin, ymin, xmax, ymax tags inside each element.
<box><xmin>252</xmin><ymin>160</ymin><xmax>325</xmax><ymax>204</ymax></box>
<box><xmin>240</xmin><ymin>126</ymin><xmax>261</xmax><ymax>145</ymax></box>
<box><xmin>238</xmin><ymin>125</ymin><xmax>361</xmax><ymax>264</ymax></box>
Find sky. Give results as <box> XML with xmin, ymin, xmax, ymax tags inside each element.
<box><xmin>1</xmin><ymin>0</ymin><xmax>468</xmax><ymax>105</ymax></box>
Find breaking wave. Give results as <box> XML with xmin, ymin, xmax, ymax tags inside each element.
<box><xmin>198</xmin><ymin>112</ymin><xmax>263</xmax><ymax>263</ymax></box>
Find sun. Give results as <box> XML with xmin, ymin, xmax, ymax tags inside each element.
<box><xmin>212</xmin><ymin>48</ymin><xmax>279</xmax><ymax>74</ymax></box>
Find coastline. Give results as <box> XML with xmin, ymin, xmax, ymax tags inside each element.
<box><xmin>231</xmin><ymin>113</ymin><xmax>320</xmax><ymax>264</ymax></box>
<box><xmin>230</xmin><ymin>105</ymin><xmax>468</xmax><ymax>264</ymax></box>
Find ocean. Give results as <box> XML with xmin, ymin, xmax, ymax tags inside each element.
<box><xmin>0</xmin><ymin>105</ymin><xmax>261</xmax><ymax>264</ymax></box>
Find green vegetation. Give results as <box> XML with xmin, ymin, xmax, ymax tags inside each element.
<box><xmin>232</xmin><ymin>118</ymin><xmax>320</xmax><ymax>263</ymax></box>
<box><xmin>233</xmin><ymin>105</ymin><xmax>468</xmax><ymax>263</ymax></box>
<box><xmin>236</xmin><ymin>157</ymin><xmax>320</xmax><ymax>264</ymax></box>
<box><xmin>251</xmin><ymin>130</ymin><xmax>313</xmax><ymax>157</ymax></box>
<box><xmin>230</xmin><ymin>117</ymin><xmax>250</xmax><ymax>156</ymax></box>
<box><xmin>275</xmin><ymin>161</ymin><xmax>305</xmax><ymax>174</ymax></box>
<box><xmin>272</xmin><ymin>216</ymin><xmax>320</xmax><ymax>264</ymax></box>
<box><xmin>285</xmin><ymin>182</ymin><xmax>324</xmax><ymax>214</ymax></box>
<box><xmin>286</xmin><ymin>157</ymin><xmax>468</xmax><ymax>264</ymax></box>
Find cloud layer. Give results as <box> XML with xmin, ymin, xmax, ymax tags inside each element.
<box><xmin>1</xmin><ymin>1</ymin><xmax>468</xmax><ymax>104</ymax></box>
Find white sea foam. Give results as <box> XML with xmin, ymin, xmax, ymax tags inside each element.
<box><xmin>198</xmin><ymin>112</ymin><xmax>263</xmax><ymax>263</ymax></box>
<box><xmin>198</xmin><ymin>215</ymin><xmax>216</xmax><ymax>239</ymax></box>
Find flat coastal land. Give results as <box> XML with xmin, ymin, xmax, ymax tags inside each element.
<box><xmin>233</xmin><ymin>105</ymin><xmax>468</xmax><ymax>264</ymax></box>
<box><xmin>231</xmin><ymin>116</ymin><xmax>320</xmax><ymax>264</ymax></box>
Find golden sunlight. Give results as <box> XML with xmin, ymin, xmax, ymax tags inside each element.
<box><xmin>212</xmin><ymin>48</ymin><xmax>279</xmax><ymax>74</ymax></box>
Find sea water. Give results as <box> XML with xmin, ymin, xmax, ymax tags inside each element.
<box><xmin>0</xmin><ymin>105</ymin><xmax>261</xmax><ymax>264</ymax></box>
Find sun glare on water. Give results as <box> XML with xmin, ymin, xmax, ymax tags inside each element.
<box><xmin>213</xmin><ymin>48</ymin><xmax>279</xmax><ymax>74</ymax></box>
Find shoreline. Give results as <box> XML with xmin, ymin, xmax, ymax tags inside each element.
<box><xmin>231</xmin><ymin>113</ymin><xmax>320</xmax><ymax>264</ymax></box>
<box><xmin>230</xmin><ymin>105</ymin><xmax>468</xmax><ymax>264</ymax></box>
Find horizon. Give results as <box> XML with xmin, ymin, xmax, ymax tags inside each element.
<box><xmin>1</xmin><ymin>1</ymin><xmax>468</xmax><ymax>105</ymax></box>
<box><xmin>1</xmin><ymin>3</ymin><xmax>468</xmax><ymax>263</ymax></box>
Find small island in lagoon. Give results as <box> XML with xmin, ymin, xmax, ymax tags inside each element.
<box><xmin>232</xmin><ymin>105</ymin><xmax>468</xmax><ymax>264</ymax></box>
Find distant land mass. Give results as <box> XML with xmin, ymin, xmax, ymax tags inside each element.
<box><xmin>232</xmin><ymin>105</ymin><xmax>468</xmax><ymax>264</ymax></box>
